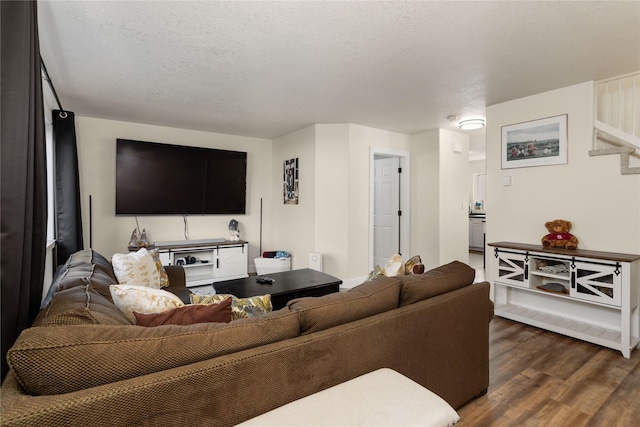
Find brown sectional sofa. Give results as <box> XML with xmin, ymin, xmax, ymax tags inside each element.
<box><xmin>1</xmin><ymin>249</ymin><xmax>493</xmax><ymax>427</ymax></box>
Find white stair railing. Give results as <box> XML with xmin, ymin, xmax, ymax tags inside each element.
<box><xmin>591</xmin><ymin>72</ymin><xmax>640</xmax><ymax>174</ymax></box>
<box><xmin>595</xmin><ymin>72</ymin><xmax>640</xmax><ymax>143</ymax></box>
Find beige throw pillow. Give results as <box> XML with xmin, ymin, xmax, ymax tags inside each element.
<box><xmin>110</xmin><ymin>284</ymin><xmax>184</xmax><ymax>323</ymax></box>
<box><xmin>112</xmin><ymin>248</ymin><xmax>161</xmax><ymax>289</ymax></box>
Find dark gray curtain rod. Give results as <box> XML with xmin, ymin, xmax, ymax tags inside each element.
<box><xmin>40</xmin><ymin>57</ymin><xmax>64</xmax><ymax>112</ymax></box>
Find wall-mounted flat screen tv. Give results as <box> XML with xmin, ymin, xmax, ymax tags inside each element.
<box><xmin>116</xmin><ymin>139</ymin><xmax>247</xmax><ymax>215</ymax></box>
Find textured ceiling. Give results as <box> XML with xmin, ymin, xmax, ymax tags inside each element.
<box><xmin>37</xmin><ymin>1</ymin><xmax>640</xmax><ymax>155</ymax></box>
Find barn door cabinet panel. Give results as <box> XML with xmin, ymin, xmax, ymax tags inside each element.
<box><xmin>156</xmin><ymin>241</ymin><xmax>249</xmax><ymax>287</ymax></box>
<box><xmin>489</xmin><ymin>241</ymin><xmax>640</xmax><ymax>358</ymax></box>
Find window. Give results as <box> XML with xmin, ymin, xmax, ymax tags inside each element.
<box><xmin>42</xmin><ymin>72</ymin><xmax>57</xmax><ymax>305</ymax></box>
<box><xmin>45</xmin><ymin>117</ymin><xmax>55</xmax><ymax>243</ymax></box>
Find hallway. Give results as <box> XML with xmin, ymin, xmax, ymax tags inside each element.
<box><xmin>469</xmin><ymin>251</ymin><xmax>485</xmax><ymax>282</ymax></box>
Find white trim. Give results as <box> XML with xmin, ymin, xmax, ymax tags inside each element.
<box><xmin>595</xmin><ymin>71</ymin><xmax>640</xmax><ymax>85</ymax></box>
<box><xmin>369</xmin><ymin>147</ymin><xmax>411</xmax><ymax>272</ymax></box>
<box><xmin>41</xmin><ymin>241</ymin><xmax>57</xmax><ymax>308</ymax></box>
<box><xmin>595</xmin><ymin>121</ymin><xmax>640</xmax><ymax>150</ymax></box>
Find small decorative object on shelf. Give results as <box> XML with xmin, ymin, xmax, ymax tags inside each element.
<box><xmin>538</xmin><ymin>263</ymin><xmax>569</xmax><ymax>274</ymax></box>
<box><xmin>127</xmin><ymin>227</ymin><xmax>150</xmax><ymax>249</ymax></box>
<box><xmin>541</xmin><ymin>219</ymin><xmax>578</xmax><ymax>249</ymax></box>
<box><xmin>128</xmin><ymin>228</ymin><xmax>139</xmax><ymax>248</ymax></box>
<box><xmin>138</xmin><ymin>228</ymin><xmax>149</xmax><ymax>248</ymax></box>
<box><xmin>229</xmin><ymin>219</ymin><xmax>240</xmax><ymax>241</ymax></box>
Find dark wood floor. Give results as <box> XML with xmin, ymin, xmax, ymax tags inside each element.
<box><xmin>457</xmin><ymin>317</ymin><xmax>640</xmax><ymax>426</ymax></box>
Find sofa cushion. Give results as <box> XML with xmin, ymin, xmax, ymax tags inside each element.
<box><xmin>110</xmin><ymin>284</ymin><xmax>185</xmax><ymax>323</ymax></box>
<box><xmin>287</xmin><ymin>276</ymin><xmax>401</xmax><ymax>334</ymax></box>
<box><xmin>134</xmin><ymin>297</ymin><xmax>232</xmax><ymax>326</ymax></box>
<box><xmin>8</xmin><ymin>309</ymin><xmax>300</xmax><ymax>396</ymax></box>
<box><xmin>191</xmin><ymin>294</ymin><xmax>272</xmax><ymax>320</ymax></box>
<box><xmin>33</xmin><ymin>281</ymin><xmax>131</xmax><ymax>327</ymax></box>
<box><xmin>54</xmin><ymin>264</ymin><xmax>116</xmax><ymax>297</ymax></box>
<box><xmin>64</xmin><ymin>249</ymin><xmax>117</xmax><ymax>281</ymax></box>
<box><xmin>399</xmin><ymin>261</ymin><xmax>476</xmax><ymax>307</ymax></box>
<box><xmin>47</xmin><ymin>249</ymin><xmax>119</xmax><ymax>304</ymax></box>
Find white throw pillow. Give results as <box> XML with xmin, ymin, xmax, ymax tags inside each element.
<box><xmin>112</xmin><ymin>248</ymin><xmax>161</xmax><ymax>289</ymax></box>
<box><xmin>110</xmin><ymin>284</ymin><xmax>184</xmax><ymax>323</ymax></box>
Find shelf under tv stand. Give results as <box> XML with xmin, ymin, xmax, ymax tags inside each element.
<box><xmin>134</xmin><ymin>240</ymin><xmax>249</xmax><ymax>288</ymax></box>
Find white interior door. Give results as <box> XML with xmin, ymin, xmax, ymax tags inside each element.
<box><xmin>373</xmin><ymin>157</ymin><xmax>400</xmax><ymax>268</ymax></box>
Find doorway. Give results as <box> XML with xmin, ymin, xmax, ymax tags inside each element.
<box><xmin>369</xmin><ymin>148</ymin><xmax>410</xmax><ymax>271</ymax></box>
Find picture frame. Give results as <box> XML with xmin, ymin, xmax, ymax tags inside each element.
<box><xmin>283</xmin><ymin>158</ymin><xmax>299</xmax><ymax>204</ymax></box>
<box><xmin>501</xmin><ymin>114</ymin><xmax>568</xmax><ymax>169</ymax></box>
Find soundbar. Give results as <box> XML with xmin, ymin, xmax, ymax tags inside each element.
<box><xmin>154</xmin><ymin>238</ymin><xmax>227</xmax><ymax>247</ymax></box>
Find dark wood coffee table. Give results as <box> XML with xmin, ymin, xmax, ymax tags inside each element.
<box><xmin>213</xmin><ymin>268</ymin><xmax>342</xmax><ymax>309</ymax></box>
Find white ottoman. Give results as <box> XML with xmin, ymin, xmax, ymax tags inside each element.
<box><xmin>236</xmin><ymin>368</ymin><xmax>460</xmax><ymax>427</ymax></box>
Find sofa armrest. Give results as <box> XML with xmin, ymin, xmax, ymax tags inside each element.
<box><xmin>165</xmin><ymin>265</ymin><xmax>186</xmax><ymax>287</ymax></box>
<box><xmin>164</xmin><ymin>266</ymin><xmax>192</xmax><ymax>304</ymax></box>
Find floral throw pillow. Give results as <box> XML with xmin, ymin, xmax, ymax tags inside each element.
<box><xmin>112</xmin><ymin>248</ymin><xmax>161</xmax><ymax>289</ymax></box>
<box><xmin>110</xmin><ymin>284</ymin><xmax>184</xmax><ymax>323</ymax></box>
<box><xmin>190</xmin><ymin>293</ymin><xmax>272</xmax><ymax>320</ymax></box>
<box><xmin>148</xmin><ymin>248</ymin><xmax>170</xmax><ymax>288</ymax></box>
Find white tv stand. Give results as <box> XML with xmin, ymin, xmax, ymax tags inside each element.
<box><xmin>152</xmin><ymin>240</ymin><xmax>248</xmax><ymax>287</ymax></box>
<box><xmin>489</xmin><ymin>242</ymin><xmax>640</xmax><ymax>358</ymax></box>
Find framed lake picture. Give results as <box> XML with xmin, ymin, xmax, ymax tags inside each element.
<box><xmin>502</xmin><ymin>114</ymin><xmax>568</xmax><ymax>169</ymax></box>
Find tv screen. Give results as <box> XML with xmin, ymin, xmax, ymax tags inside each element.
<box><xmin>116</xmin><ymin>139</ymin><xmax>247</xmax><ymax>215</ymax></box>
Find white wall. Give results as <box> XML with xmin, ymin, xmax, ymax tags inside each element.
<box><xmin>75</xmin><ymin>117</ymin><xmax>272</xmax><ymax>262</ymax></box>
<box><xmin>438</xmin><ymin>129</ymin><xmax>471</xmax><ymax>264</ymax></box>
<box><xmin>271</xmin><ymin>125</ymin><xmax>317</xmax><ymax>270</ymax></box>
<box><xmin>410</xmin><ymin>129</ymin><xmax>470</xmax><ymax>269</ymax></box>
<box><xmin>271</xmin><ymin>123</ymin><xmax>411</xmax><ymax>282</ymax></box>
<box><xmin>410</xmin><ymin>130</ymin><xmax>440</xmax><ymax>268</ymax></box>
<box><xmin>315</xmin><ymin>124</ymin><xmax>351</xmax><ymax>278</ymax></box>
<box><xmin>486</xmin><ymin>81</ymin><xmax>640</xmax><ymax>281</ymax></box>
<box><xmin>74</xmin><ymin>115</ymin><xmax>475</xmax><ymax>282</ymax></box>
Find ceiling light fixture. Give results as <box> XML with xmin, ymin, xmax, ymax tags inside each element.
<box><xmin>459</xmin><ymin>119</ymin><xmax>485</xmax><ymax>130</ymax></box>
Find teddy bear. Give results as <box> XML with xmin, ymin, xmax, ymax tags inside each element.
<box><xmin>527</xmin><ymin>143</ymin><xmax>537</xmax><ymax>156</ymax></box>
<box><xmin>541</xmin><ymin>219</ymin><xmax>578</xmax><ymax>249</ymax></box>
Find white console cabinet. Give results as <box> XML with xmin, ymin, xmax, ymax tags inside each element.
<box><xmin>154</xmin><ymin>240</ymin><xmax>248</xmax><ymax>287</ymax></box>
<box><xmin>489</xmin><ymin>242</ymin><xmax>640</xmax><ymax>358</ymax></box>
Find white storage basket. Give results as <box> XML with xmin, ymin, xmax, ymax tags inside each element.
<box><xmin>254</xmin><ymin>257</ymin><xmax>291</xmax><ymax>275</ymax></box>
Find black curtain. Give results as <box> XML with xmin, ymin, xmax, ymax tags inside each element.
<box><xmin>54</xmin><ymin>110</ymin><xmax>84</xmax><ymax>266</ymax></box>
<box><xmin>0</xmin><ymin>0</ymin><xmax>48</xmax><ymax>381</ymax></box>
